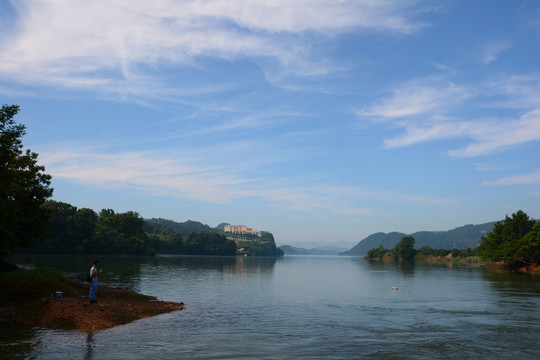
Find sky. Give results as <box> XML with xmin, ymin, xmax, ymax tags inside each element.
<box><xmin>1</xmin><ymin>0</ymin><xmax>540</xmax><ymax>247</ymax></box>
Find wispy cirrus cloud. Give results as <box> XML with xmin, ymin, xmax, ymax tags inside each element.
<box><xmin>481</xmin><ymin>40</ymin><xmax>513</xmax><ymax>64</ymax></box>
<box><xmin>39</xmin><ymin>141</ymin><xmax>451</xmax><ymax>215</ymax></box>
<box><xmin>483</xmin><ymin>168</ymin><xmax>540</xmax><ymax>186</ymax></box>
<box><xmin>0</xmin><ymin>0</ymin><xmax>429</xmax><ymax>97</ymax></box>
<box><xmin>356</xmin><ymin>80</ymin><xmax>469</xmax><ymax>119</ymax></box>
<box><xmin>356</xmin><ymin>75</ymin><xmax>540</xmax><ymax>157</ymax></box>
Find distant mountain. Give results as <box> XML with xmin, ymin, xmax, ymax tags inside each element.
<box><xmin>280</xmin><ymin>245</ymin><xmax>346</xmax><ymax>255</ymax></box>
<box><xmin>341</xmin><ymin>221</ymin><xmax>498</xmax><ymax>256</ymax></box>
<box><xmin>215</xmin><ymin>223</ymin><xmax>229</xmax><ymax>231</ymax></box>
<box><xmin>279</xmin><ymin>240</ymin><xmax>357</xmax><ymax>249</ymax></box>
<box><xmin>315</xmin><ymin>246</ymin><xmax>351</xmax><ymax>253</ymax></box>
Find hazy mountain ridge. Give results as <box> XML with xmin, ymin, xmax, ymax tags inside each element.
<box><xmin>341</xmin><ymin>221</ymin><xmax>498</xmax><ymax>256</ymax></box>
<box><xmin>280</xmin><ymin>245</ymin><xmax>349</xmax><ymax>255</ymax></box>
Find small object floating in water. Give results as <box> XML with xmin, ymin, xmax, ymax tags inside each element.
<box><xmin>392</xmin><ymin>287</ymin><xmax>398</xmax><ymax>291</ymax></box>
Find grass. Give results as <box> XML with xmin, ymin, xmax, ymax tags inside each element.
<box><xmin>0</xmin><ymin>266</ymin><xmax>87</xmax><ymax>304</ymax></box>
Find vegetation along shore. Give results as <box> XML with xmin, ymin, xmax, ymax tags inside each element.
<box><xmin>364</xmin><ymin>210</ymin><xmax>540</xmax><ymax>275</ymax></box>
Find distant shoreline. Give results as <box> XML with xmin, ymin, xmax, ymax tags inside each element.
<box><xmin>363</xmin><ymin>255</ymin><xmax>540</xmax><ymax>275</ymax></box>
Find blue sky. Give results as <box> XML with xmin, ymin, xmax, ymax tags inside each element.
<box><xmin>1</xmin><ymin>0</ymin><xmax>539</xmax><ymax>246</ymax></box>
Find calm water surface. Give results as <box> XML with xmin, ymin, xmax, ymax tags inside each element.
<box><xmin>1</xmin><ymin>255</ymin><xmax>539</xmax><ymax>359</ymax></box>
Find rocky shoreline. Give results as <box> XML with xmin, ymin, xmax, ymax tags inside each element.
<box><xmin>0</xmin><ymin>283</ymin><xmax>184</xmax><ymax>331</ymax></box>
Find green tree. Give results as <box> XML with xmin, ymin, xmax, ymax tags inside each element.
<box><xmin>514</xmin><ymin>222</ymin><xmax>540</xmax><ymax>265</ymax></box>
<box><xmin>23</xmin><ymin>201</ymin><xmax>98</xmax><ymax>254</ymax></box>
<box><xmin>85</xmin><ymin>210</ymin><xmax>154</xmax><ymax>255</ymax></box>
<box><xmin>184</xmin><ymin>231</ymin><xmax>237</xmax><ymax>255</ymax></box>
<box><xmin>366</xmin><ymin>245</ymin><xmax>389</xmax><ymax>259</ymax></box>
<box><xmin>40</xmin><ymin>200</ymin><xmax>78</xmax><ymax>253</ymax></box>
<box><xmin>72</xmin><ymin>207</ymin><xmax>98</xmax><ymax>252</ymax></box>
<box><xmin>479</xmin><ymin>210</ymin><xmax>536</xmax><ymax>264</ymax></box>
<box><xmin>394</xmin><ymin>236</ymin><xmax>416</xmax><ymax>259</ymax></box>
<box><xmin>0</xmin><ymin>105</ymin><xmax>53</xmax><ymax>259</ymax></box>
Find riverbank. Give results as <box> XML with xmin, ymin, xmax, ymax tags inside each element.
<box><xmin>363</xmin><ymin>254</ymin><xmax>481</xmax><ymax>265</ymax></box>
<box><xmin>363</xmin><ymin>255</ymin><xmax>540</xmax><ymax>275</ymax></box>
<box><xmin>0</xmin><ymin>266</ymin><xmax>184</xmax><ymax>331</ymax></box>
<box><xmin>481</xmin><ymin>261</ymin><xmax>540</xmax><ymax>275</ymax></box>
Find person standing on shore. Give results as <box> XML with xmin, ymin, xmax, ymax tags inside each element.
<box><xmin>89</xmin><ymin>260</ymin><xmax>102</xmax><ymax>303</ymax></box>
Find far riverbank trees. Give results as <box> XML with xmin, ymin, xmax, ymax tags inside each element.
<box><xmin>366</xmin><ymin>236</ymin><xmax>418</xmax><ymax>260</ymax></box>
<box><xmin>24</xmin><ymin>200</ymin><xmax>283</xmax><ymax>257</ymax></box>
<box><xmin>22</xmin><ymin>201</ymin><xmax>157</xmax><ymax>255</ymax></box>
<box><xmin>365</xmin><ymin>210</ymin><xmax>539</xmax><ymax>268</ymax></box>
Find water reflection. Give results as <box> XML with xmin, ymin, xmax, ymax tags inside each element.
<box><xmin>222</xmin><ymin>256</ymin><xmax>277</xmax><ymax>278</ymax></box>
<box><xmin>362</xmin><ymin>258</ymin><xmax>416</xmax><ymax>276</ymax></box>
<box><xmin>84</xmin><ymin>332</ymin><xmax>94</xmax><ymax>360</ymax></box>
<box><xmin>478</xmin><ymin>268</ymin><xmax>540</xmax><ymax>355</ymax></box>
<box><xmin>8</xmin><ymin>254</ymin><xmax>150</xmax><ymax>291</ymax></box>
<box><xmin>481</xmin><ymin>269</ymin><xmax>540</xmax><ymax>297</ymax></box>
<box><xmin>0</xmin><ymin>322</ymin><xmax>41</xmax><ymax>360</ymax></box>
<box><xmin>9</xmin><ymin>254</ymin><xmax>278</xmax><ymax>298</ymax></box>
<box><xmin>3</xmin><ymin>255</ymin><xmax>540</xmax><ymax>359</ymax></box>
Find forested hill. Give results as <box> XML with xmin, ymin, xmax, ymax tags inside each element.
<box><xmin>23</xmin><ymin>201</ymin><xmax>282</xmax><ymax>257</ymax></box>
<box><xmin>144</xmin><ymin>218</ymin><xmax>283</xmax><ymax>257</ymax></box>
<box><xmin>143</xmin><ymin>218</ymin><xmax>218</xmax><ymax>235</ymax></box>
<box><xmin>341</xmin><ymin>221</ymin><xmax>498</xmax><ymax>256</ymax></box>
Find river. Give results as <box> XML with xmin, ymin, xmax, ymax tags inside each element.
<box><xmin>1</xmin><ymin>255</ymin><xmax>539</xmax><ymax>359</ymax></box>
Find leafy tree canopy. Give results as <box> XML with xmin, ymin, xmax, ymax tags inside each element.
<box><xmin>394</xmin><ymin>236</ymin><xmax>417</xmax><ymax>259</ymax></box>
<box><xmin>24</xmin><ymin>201</ymin><xmax>155</xmax><ymax>256</ymax></box>
<box><xmin>1</xmin><ymin>105</ymin><xmax>53</xmax><ymax>259</ymax></box>
<box><xmin>479</xmin><ymin>210</ymin><xmax>537</xmax><ymax>265</ymax></box>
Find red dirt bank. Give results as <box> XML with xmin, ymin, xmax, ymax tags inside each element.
<box><xmin>0</xmin><ymin>284</ymin><xmax>184</xmax><ymax>331</ymax></box>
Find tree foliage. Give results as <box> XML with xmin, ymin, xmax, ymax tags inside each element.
<box><xmin>24</xmin><ymin>202</ymin><xmax>283</xmax><ymax>257</ymax></box>
<box><xmin>522</xmin><ymin>223</ymin><xmax>540</xmax><ymax>264</ymax></box>
<box><xmin>183</xmin><ymin>231</ymin><xmax>237</xmax><ymax>255</ymax></box>
<box><xmin>146</xmin><ymin>222</ymin><xmax>237</xmax><ymax>255</ymax></box>
<box><xmin>394</xmin><ymin>236</ymin><xmax>417</xmax><ymax>259</ymax></box>
<box><xmin>144</xmin><ymin>218</ymin><xmax>215</xmax><ymax>235</ymax></box>
<box><xmin>0</xmin><ymin>105</ymin><xmax>53</xmax><ymax>259</ymax></box>
<box><xmin>238</xmin><ymin>232</ymin><xmax>284</xmax><ymax>257</ymax></box>
<box><xmin>366</xmin><ymin>245</ymin><xmax>390</xmax><ymax>259</ymax></box>
<box><xmin>365</xmin><ymin>236</ymin><xmax>416</xmax><ymax>260</ymax></box>
<box><xmin>416</xmin><ymin>246</ymin><xmax>478</xmax><ymax>259</ymax></box>
<box><xmin>24</xmin><ymin>201</ymin><xmax>155</xmax><ymax>255</ymax></box>
<box><xmin>479</xmin><ymin>210</ymin><xmax>537</xmax><ymax>265</ymax></box>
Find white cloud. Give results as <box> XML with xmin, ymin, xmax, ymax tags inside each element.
<box><xmin>0</xmin><ymin>0</ymin><xmax>428</xmax><ymax>97</ymax></box>
<box><xmin>481</xmin><ymin>41</ymin><xmax>512</xmax><ymax>64</ymax></box>
<box><xmin>484</xmin><ymin>168</ymin><xmax>540</xmax><ymax>186</ymax></box>
<box><xmin>448</xmin><ymin>109</ymin><xmax>540</xmax><ymax>157</ymax></box>
<box><xmin>39</xmin><ymin>143</ymin><xmax>451</xmax><ymax>215</ymax></box>
<box><xmin>356</xmin><ymin>80</ymin><xmax>468</xmax><ymax>119</ymax></box>
<box><xmin>357</xmin><ymin>75</ymin><xmax>540</xmax><ymax>157</ymax></box>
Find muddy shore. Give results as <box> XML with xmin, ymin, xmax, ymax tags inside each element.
<box><xmin>0</xmin><ymin>283</ymin><xmax>184</xmax><ymax>331</ymax></box>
